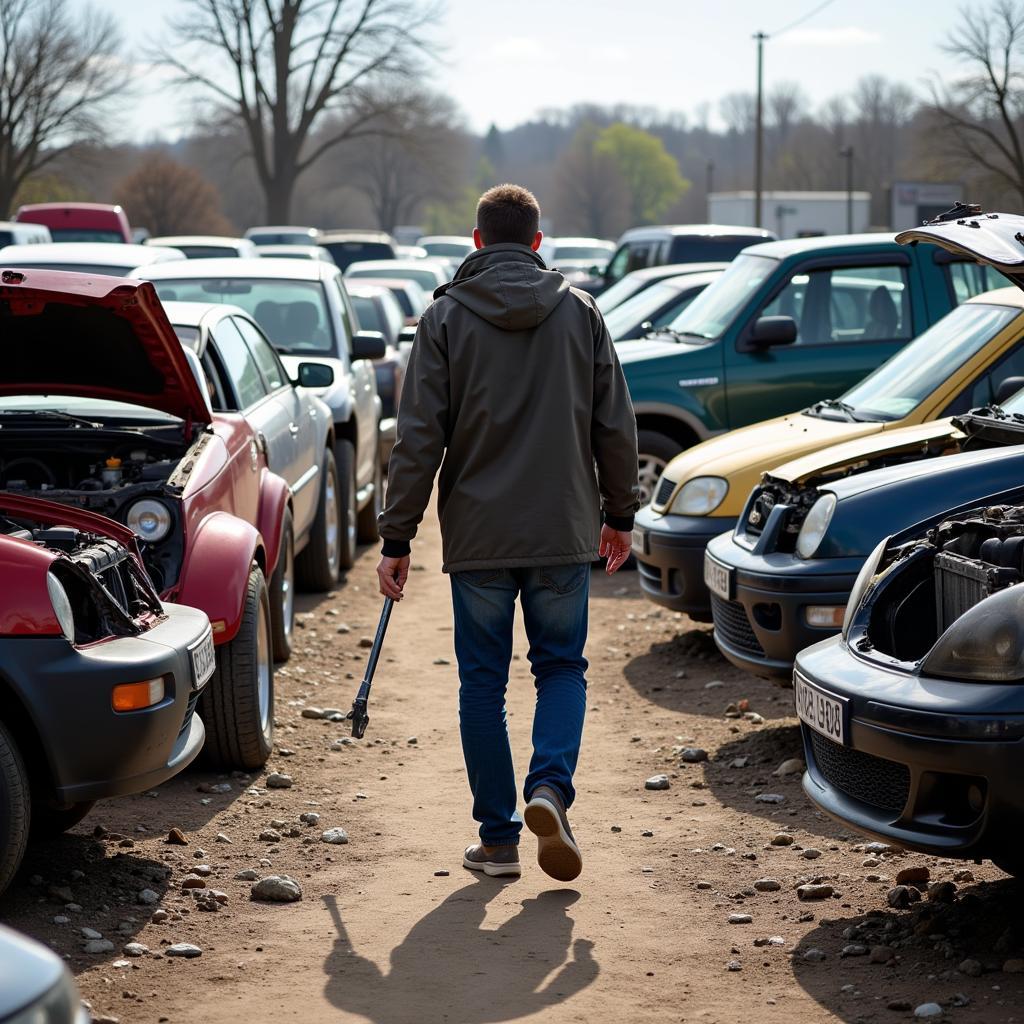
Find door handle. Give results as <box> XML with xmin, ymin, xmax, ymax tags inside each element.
<box><xmin>288</xmin><ymin>422</ymin><xmax>300</xmax><ymax>436</ymax></box>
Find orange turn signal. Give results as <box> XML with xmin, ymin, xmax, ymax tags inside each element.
<box><xmin>112</xmin><ymin>678</ymin><xmax>165</xmax><ymax>712</ymax></box>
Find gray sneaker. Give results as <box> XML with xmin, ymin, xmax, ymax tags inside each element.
<box><xmin>524</xmin><ymin>785</ymin><xmax>582</xmax><ymax>882</ymax></box>
<box><xmin>462</xmin><ymin>844</ymin><xmax>521</xmax><ymax>878</ymax></box>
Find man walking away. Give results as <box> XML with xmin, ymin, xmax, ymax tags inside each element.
<box><xmin>376</xmin><ymin>184</ymin><xmax>639</xmax><ymax>882</ymax></box>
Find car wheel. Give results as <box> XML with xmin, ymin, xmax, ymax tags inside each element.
<box><xmin>269</xmin><ymin>508</ymin><xmax>295</xmax><ymax>663</ymax></box>
<box><xmin>30</xmin><ymin>799</ymin><xmax>95</xmax><ymax>838</ymax></box>
<box><xmin>296</xmin><ymin>448</ymin><xmax>344</xmax><ymax>589</ymax></box>
<box><xmin>200</xmin><ymin>565</ymin><xmax>274</xmax><ymax>771</ymax></box>
<box><xmin>0</xmin><ymin>719</ymin><xmax>30</xmax><ymax>896</ymax></box>
<box><xmin>331</xmin><ymin>439</ymin><xmax>358</xmax><ymax>572</ymax></box>
<box><xmin>637</xmin><ymin>429</ymin><xmax>683</xmax><ymax>506</ymax></box>
<box><xmin>357</xmin><ymin>444</ymin><xmax>382</xmax><ymax>543</ymax></box>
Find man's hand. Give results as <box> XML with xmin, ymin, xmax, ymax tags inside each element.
<box><xmin>599</xmin><ymin>524</ymin><xmax>632</xmax><ymax>575</ymax></box>
<box><xmin>377</xmin><ymin>555</ymin><xmax>410</xmax><ymax>600</ymax></box>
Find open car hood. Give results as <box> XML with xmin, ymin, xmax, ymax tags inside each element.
<box><xmin>0</xmin><ymin>269</ymin><xmax>211</xmax><ymax>426</ymax></box>
<box><xmin>895</xmin><ymin>207</ymin><xmax>1024</xmax><ymax>290</ymax></box>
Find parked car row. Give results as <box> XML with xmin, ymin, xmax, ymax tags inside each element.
<box><xmin>629</xmin><ymin>205</ymin><xmax>1024</xmax><ymax>877</ymax></box>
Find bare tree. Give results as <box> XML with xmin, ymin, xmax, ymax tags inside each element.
<box><xmin>114</xmin><ymin>151</ymin><xmax>235</xmax><ymax>235</ymax></box>
<box><xmin>157</xmin><ymin>0</ymin><xmax>440</xmax><ymax>223</ymax></box>
<box><xmin>0</xmin><ymin>0</ymin><xmax>128</xmax><ymax>214</ymax></box>
<box><xmin>925</xmin><ymin>0</ymin><xmax>1024</xmax><ymax>205</ymax></box>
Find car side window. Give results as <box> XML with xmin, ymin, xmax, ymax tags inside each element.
<box><xmin>761</xmin><ymin>264</ymin><xmax>911</xmax><ymax>345</ymax></box>
<box><xmin>211</xmin><ymin>319</ymin><xmax>268</xmax><ymax>409</ymax></box>
<box><xmin>233</xmin><ymin>316</ymin><xmax>286</xmax><ymax>391</ymax></box>
<box><xmin>333</xmin><ymin>278</ymin><xmax>355</xmax><ymax>349</ymax></box>
<box><xmin>946</xmin><ymin>261</ymin><xmax>1001</xmax><ymax>304</ymax></box>
<box><xmin>199</xmin><ymin>347</ymin><xmax>232</xmax><ymax>412</ymax></box>
<box><xmin>606</xmin><ymin>245</ymin><xmax>631</xmax><ymax>282</ymax></box>
<box><xmin>958</xmin><ymin>342</ymin><xmax>1024</xmax><ymax>411</ymax></box>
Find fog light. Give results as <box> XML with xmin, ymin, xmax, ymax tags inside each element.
<box><xmin>112</xmin><ymin>678</ymin><xmax>165</xmax><ymax>712</ymax></box>
<box><xmin>805</xmin><ymin>605</ymin><xmax>845</xmax><ymax>629</ymax></box>
<box><xmin>967</xmin><ymin>783</ymin><xmax>985</xmax><ymax>814</ymax></box>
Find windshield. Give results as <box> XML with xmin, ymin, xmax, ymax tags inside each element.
<box><xmin>324</xmin><ymin>241</ymin><xmax>394</xmax><ymax>270</ymax></box>
<box><xmin>605</xmin><ymin>281</ymin><xmax>688</xmax><ymax>341</ymax></box>
<box><xmin>663</xmin><ymin>253</ymin><xmax>777</xmax><ymax>340</ymax></box>
<box><xmin>48</xmin><ymin>228</ymin><xmax>124</xmax><ymax>243</ymax></box>
<box><xmin>423</xmin><ymin>241</ymin><xmax>472</xmax><ymax>257</ymax></box>
<box><xmin>248</xmin><ymin>231</ymin><xmax>314</xmax><ymax>245</ymax></box>
<box><xmin>151</xmin><ymin>277</ymin><xmax>335</xmax><ymax>354</ymax></box>
<box><xmin>348</xmin><ymin>265</ymin><xmax>442</xmax><ymax>291</ymax></box>
<box><xmin>596</xmin><ymin>275</ymin><xmax>649</xmax><ymax>314</ymax></box>
<box><xmin>837</xmin><ymin>303</ymin><xmax>1021</xmax><ymax>422</ymax></box>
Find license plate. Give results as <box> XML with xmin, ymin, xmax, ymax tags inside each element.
<box><xmin>703</xmin><ymin>553</ymin><xmax>733</xmax><ymax>600</ymax></box>
<box><xmin>632</xmin><ymin>527</ymin><xmax>647</xmax><ymax>556</ymax></box>
<box><xmin>189</xmin><ymin>630</ymin><xmax>216</xmax><ymax>689</ymax></box>
<box><xmin>794</xmin><ymin>672</ymin><xmax>847</xmax><ymax>744</ymax></box>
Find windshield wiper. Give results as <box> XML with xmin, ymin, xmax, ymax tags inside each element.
<box><xmin>809</xmin><ymin>398</ymin><xmax>859</xmax><ymax>422</ymax></box>
<box><xmin>0</xmin><ymin>409</ymin><xmax>101</xmax><ymax>429</ymax></box>
<box><xmin>643</xmin><ymin>327</ymin><xmax>711</xmax><ymax>343</ymax></box>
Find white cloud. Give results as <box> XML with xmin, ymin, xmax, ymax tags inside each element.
<box><xmin>779</xmin><ymin>26</ymin><xmax>881</xmax><ymax>47</ymax></box>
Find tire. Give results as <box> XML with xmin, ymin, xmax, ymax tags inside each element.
<box><xmin>637</xmin><ymin>429</ymin><xmax>684</xmax><ymax>506</ymax></box>
<box><xmin>0</xmin><ymin>719</ymin><xmax>30</xmax><ymax>896</ymax></box>
<box><xmin>992</xmin><ymin>855</ymin><xmax>1024</xmax><ymax>878</ymax></box>
<box><xmin>328</xmin><ymin>439</ymin><xmax>358</xmax><ymax>572</ymax></box>
<box><xmin>30</xmin><ymin>799</ymin><xmax>95</xmax><ymax>838</ymax></box>
<box><xmin>296</xmin><ymin>447</ymin><xmax>345</xmax><ymax>589</ymax></box>
<box><xmin>269</xmin><ymin>508</ymin><xmax>295</xmax><ymax>663</ymax></box>
<box><xmin>199</xmin><ymin>565</ymin><xmax>274</xmax><ymax>771</ymax></box>
<box><xmin>357</xmin><ymin>444</ymin><xmax>382</xmax><ymax>543</ymax></box>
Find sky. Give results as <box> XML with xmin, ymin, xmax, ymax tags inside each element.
<box><xmin>78</xmin><ymin>0</ymin><xmax>968</xmax><ymax>140</ymax></box>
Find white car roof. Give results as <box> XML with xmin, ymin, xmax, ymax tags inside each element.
<box><xmin>346</xmin><ymin>259</ymin><xmax>447</xmax><ymax>274</ymax></box>
<box><xmin>0</xmin><ymin>242</ymin><xmax>185</xmax><ymax>266</ymax></box>
<box><xmin>134</xmin><ymin>256</ymin><xmax>333</xmax><ymax>282</ymax></box>
<box><xmin>255</xmin><ymin>244</ymin><xmax>333</xmax><ymax>259</ymax></box>
<box><xmin>418</xmin><ymin>235</ymin><xmax>473</xmax><ymax>245</ymax></box>
<box><xmin>245</xmin><ymin>224</ymin><xmax>317</xmax><ymax>234</ymax></box>
<box><xmin>148</xmin><ymin>235</ymin><xmax>251</xmax><ymax>248</ymax></box>
<box><xmin>549</xmin><ymin>237</ymin><xmax>615</xmax><ymax>248</ymax></box>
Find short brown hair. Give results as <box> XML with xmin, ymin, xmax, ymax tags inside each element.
<box><xmin>476</xmin><ymin>183</ymin><xmax>541</xmax><ymax>246</ymax></box>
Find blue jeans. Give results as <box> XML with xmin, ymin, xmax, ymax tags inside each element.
<box><xmin>449</xmin><ymin>563</ymin><xmax>590</xmax><ymax>847</ymax></box>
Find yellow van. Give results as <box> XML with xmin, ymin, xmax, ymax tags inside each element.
<box><xmin>632</xmin><ymin>287</ymin><xmax>1024</xmax><ymax>619</ymax></box>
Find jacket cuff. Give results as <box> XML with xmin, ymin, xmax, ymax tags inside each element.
<box><xmin>381</xmin><ymin>538</ymin><xmax>411</xmax><ymax>558</ymax></box>
<box><xmin>604</xmin><ymin>512</ymin><xmax>635</xmax><ymax>532</ymax></box>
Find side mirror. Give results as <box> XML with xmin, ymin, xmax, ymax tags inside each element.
<box><xmin>996</xmin><ymin>376</ymin><xmax>1024</xmax><ymax>405</ymax></box>
<box><xmin>398</xmin><ymin>325</ymin><xmax>417</xmax><ymax>345</ymax></box>
<box><xmin>750</xmin><ymin>315</ymin><xmax>798</xmax><ymax>347</ymax></box>
<box><xmin>294</xmin><ymin>361</ymin><xmax>335</xmax><ymax>389</ymax></box>
<box><xmin>351</xmin><ymin>330</ymin><xmax>387</xmax><ymax>360</ymax></box>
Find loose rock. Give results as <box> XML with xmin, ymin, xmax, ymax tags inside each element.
<box><xmin>251</xmin><ymin>875</ymin><xmax>302</xmax><ymax>903</ymax></box>
<box><xmin>913</xmin><ymin>1003</ymin><xmax>943</xmax><ymax>1019</ymax></box>
<box><xmin>754</xmin><ymin>878</ymin><xmax>781</xmax><ymax>892</ymax></box>
<box><xmin>266</xmin><ymin>772</ymin><xmax>293</xmax><ymax>789</ymax></box>
<box><xmin>166</xmin><ymin>943</ymin><xmax>203</xmax><ymax>958</ymax></box>
<box><xmin>644</xmin><ymin>774</ymin><xmax>670</xmax><ymax>791</ymax></box>
<box><xmin>322</xmin><ymin>827</ymin><xmax>350</xmax><ymax>845</ymax></box>
<box><xmin>796</xmin><ymin>883</ymin><xmax>833</xmax><ymax>901</ymax></box>
<box><xmin>680</xmin><ymin>748</ymin><xmax>708</xmax><ymax>763</ymax></box>
<box><xmin>895</xmin><ymin>866</ymin><xmax>930</xmax><ymax>886</ymax></box>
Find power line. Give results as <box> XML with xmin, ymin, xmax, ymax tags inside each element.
<box><xmin>770</xmin><ymin>0</ymin><xmax>838</xmax><ymax>38</ymax></box>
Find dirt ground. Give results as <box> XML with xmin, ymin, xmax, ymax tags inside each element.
<box><xmin>4</xmin><ymin>507</ymin><xmax>1024</xmax><ymax>1024</ymax></box>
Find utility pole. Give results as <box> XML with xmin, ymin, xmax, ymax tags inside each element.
<box><xmin>706</xmin><ymin>160</ymin><xmax>715</xmax><ymax>216</ymax></box>
<box><xmin>839</xmin><ymin>145</ymin><xmax>854</xmax><ymax>232</ymax></box>
<box><xmin>753</xmin><ymin>30</ymin><xmax>767</xmax><ymax>229</ymax></box>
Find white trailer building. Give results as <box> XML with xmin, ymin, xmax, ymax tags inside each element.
<box><xmin>708</xmin><ymin>190</ymin><xmax>872</xmax><ymax>239</ymax></box>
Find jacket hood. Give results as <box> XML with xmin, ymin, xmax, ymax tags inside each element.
<box><xmin>436</xmin><ymin>243</ymin><xmax>569</xmax><ymax>330</ymax></box>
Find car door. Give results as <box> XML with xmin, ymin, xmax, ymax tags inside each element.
<box><xmin>234</xmin><ymin>314</ymin><xmax>320</xmax><ymax>535</ymax></box>
<box><xmin>722</xmin><ymin>256</ymin><xmax>920</xmax><ymax>428</ymax></box>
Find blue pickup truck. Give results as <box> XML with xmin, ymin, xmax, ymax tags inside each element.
<box><xmin>617</xmin><ymin>232</ymin><xmax>1002</xmax><ymax>501</ymax></box>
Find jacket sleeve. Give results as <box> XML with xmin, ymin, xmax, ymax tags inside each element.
<box><xmin>591</xmin><ymin>314</ymin><xmax>640</xmax><ymax>531</ymax></box>
<box><xmin>377</xmin><ymin>313</ymin><xmax>449</xmax><ymax>556</ymax></box>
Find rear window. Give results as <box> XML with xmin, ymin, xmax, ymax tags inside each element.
<box><xmin>352</xmin><ymin>295</ymin><xmax>383</xmax><ymax>334</ymax></box>
<box><xmin>47</xmin><ymin>229</ymin><xmax>124</xmax><ymax>243</ymax></box>
<box><xmin>668</xmin><ymin>236</ymin><xmax>762</xmax><ymax>263</ymax></box>
<box><xmin>178</xmin><ymin>246</ymin><xmax>238</xmax><ymax>259</ymax></box>
<box><xmin>324</xmin><ymin>241</ymin><xmax>395</xmax><ymax>270</ymax></box>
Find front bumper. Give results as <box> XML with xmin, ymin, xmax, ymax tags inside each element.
<box><xmin>794</xmin><ymin>636</ymin><xmax>1024</xmax><ymax>861</ymax></box>
<box><xmin>2</xmin><ymin>604</ymin><xmax>212</xmax><ymax>803</ymax></box>
<box><xmin>631</xmin><ymin>504</ymin><xmax>736</xmax><ymax>620</ymax></box>
<box><xmin>705</xmin><ymin>530</ymin><xmax>861</xmax><ymax>681</ymax></box>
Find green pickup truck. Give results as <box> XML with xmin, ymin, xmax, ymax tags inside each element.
<box><xmin>618</xmin><ymin>232</ymin><xmax>1002</xmax><ymax>501</ymax></box>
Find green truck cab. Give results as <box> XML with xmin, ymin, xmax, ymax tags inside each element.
<box><xmin>618</xmin><ymin>233</ymin><xmax>999</xmax><ymax>501</ymax></box>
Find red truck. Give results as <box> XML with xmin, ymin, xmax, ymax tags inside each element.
<box><xmin>15</xmin><ymin>202</ymin><xmax>133</xmax><ymax>243</ymax></box>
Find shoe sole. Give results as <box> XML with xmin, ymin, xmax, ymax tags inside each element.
<box><xmin>462</xmin><ymin>854</ymin><xmax>522</xmax><ymax>878</ymax></box>
<box><xmin>524</xmin><ymin>796</ymin><xmax>582</xmax><ymax>882</ymax></box>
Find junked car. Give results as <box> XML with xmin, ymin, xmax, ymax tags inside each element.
<box><xmin>244</xmin><ymin>225</ymin><xmax>320</xmax><ymax>247</ymax></box>
<box><xmin>320</xmin><ymin>230</ymin><xmax>397</xmax><ymax>270</ymax></box>
<box><xmin>606</xmin><ymin>270</ymin><xmax>721</xmax><ymax>342</ymax></box>
<box><xmin>164</xmin><ymin>301</ymin><xmax>339</xmax><ymax>658</ymax></box>
<box><xmin>0</xmin><ymin>269</ymin><xmax>290</xmax><ymax>771</ymax></box>
<box><xmin>595</xmin><ymin>262</ymin><xmax>729</xmax><ymax>315</ymax></box>
<box><xmin>0</xmin><ymin>493</ymin><xmax>214</xmax><ymax>895</ymax></box>
<box><xmin>0</xmin><ymin>243</ymin><xmax>185</xmax><ymax>276</ymax></box>
<box><xmin>794</xmin><ymin>498</ymin><xmax>1024</xmax><ymax>876</ymax></box>
<box><xmin>134</xmin><ymin>257</ymin><xmax>387</xmax><ymax>570</ymax></box>
<box><xmin>255</xmin><ymin>244</ymin><xmax>335</xmax><ymax>262</ymax></box>
<box><xmin>345</xmin><ymin>258</ymin><xmax>450</xmax><ymax>293</ymax></box>
<box><xmin>704</xmin><ymin>209</ymin><xmax>1024</xmax><ymax>681</ymax></box>
<box><xmin>0</xmin><ymin>923</ymin><xmax>89</xmax><ymax>1019</ymax></box>
<box><xmin>634</xmin><ymin>285</ymin><xmax>1024</xmax><ymax>618</ymax></box>
<box><xmin>146</xmin><ymin>235</ymin><xmax>260</xmax><ymax>259</ymax></box>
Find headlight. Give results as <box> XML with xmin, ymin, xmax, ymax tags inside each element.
<box><xmin>669</xmin><ymin>476</ymin><xmax>728</xmax><ymax>516</ymax></box>
<box><xmin>841</xmin><ymin>537</ymin><xmax>888</xmax><ymax>639</ymax></box>
<box><xmin>46</xmin><ymin>572</ymin><xmax>75</xmax><ymax>640</ymax></box>
<box><xmin>921</xmin><ymin>582</ymin><xmax>1024</xmax><ymax>681</ymax></box>
<box><xmin>127</xmin><ymin>499</ymin><xmax>172</xmax><ymax>543</ymax></box>
<box><xmin>6</xmin><ymin>969</ymin><xmax>80</xmax><ymax>1024</ymax></box>
<box><xmin>795</xmin><ymin>493</ymin><xmax>837</xmax><ymax>559</ymax></box>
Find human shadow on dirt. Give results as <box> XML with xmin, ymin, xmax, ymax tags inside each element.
<box><xmin>1</xmin><ymin>833</ymin><xmax>169</xmax><ymax>966</ymax></box>
<box><xmin>791</xmin><ymin>876</ymin><xmax>1024</xmax><ymax>1020</ymax></box>
<box><xmin>699</xmin><ymin>724</ymin><xmax>847</xmax><ymax>838</ymax></box>
<box><xmin>322</xmin><ymin>879</ymin><xmax>598</xmax><ymax>1023</ymax></box>
<box><xmin>622</xmin><ymin>631</ymin><xmax>792</xmax><ymax>721</ymax></box>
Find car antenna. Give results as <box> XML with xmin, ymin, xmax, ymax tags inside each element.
<box><xmin>926</xmin><ymin>201</ymin><xmax>983</xmax><ymax>224</ymax></box>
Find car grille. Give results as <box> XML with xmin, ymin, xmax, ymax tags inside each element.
<box><xmin>654</xmin><ymin>476</ymin><xmax>676</xmax><ymax>508</ymax></box>
<box><xmin>710</xmin><ymin>594</ymin><xmax>764</xmax><ymax>655</ymax></box>
<box><xmin>178</xmin><ymin>691</ymin><xmax>201</xmax><ymax>739</ymax></box>
<box><xmin>808</xmin><ymin>729</ymin><xmax>910</xmax><ymax>814</ymax></box>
